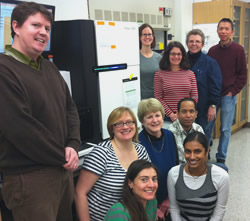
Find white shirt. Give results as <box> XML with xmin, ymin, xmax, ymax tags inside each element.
<box><xmin>167</xmin><ymin>164</ymin><xmax>229</xmax><ymax>221</ymax></box>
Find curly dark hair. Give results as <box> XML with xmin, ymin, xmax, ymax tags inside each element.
<box><xmin>159</xmin><ymin>41</ymin><xmax>190</xmax><ymax>71</ymax></box>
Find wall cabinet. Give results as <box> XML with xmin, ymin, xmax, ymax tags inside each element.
<box><xmin>193</xmin><ymin>0</ymin><xmax>250</xmax><ymax>138</ymax></box>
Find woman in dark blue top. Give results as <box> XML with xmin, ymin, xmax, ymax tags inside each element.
<box><xmin>138</xmin><ymin>98</ymin><xmax>179</xmax><ymax>220</ymax></box>
<box><xmin>186</xmin><ymin>29</ymin><xmax>222</xmax><ymax>147</ymax></box>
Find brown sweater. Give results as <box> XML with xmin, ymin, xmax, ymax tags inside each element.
<box><xmin>0</xmin><ymin>54</ymin><xmax>80</xmax><ymax>175</ymax></box>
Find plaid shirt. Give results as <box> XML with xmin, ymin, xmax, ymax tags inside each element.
<box><xmin>167</xmin><ymin>119</ymin><xmax>204</xmax><ymax>164</ymax></box>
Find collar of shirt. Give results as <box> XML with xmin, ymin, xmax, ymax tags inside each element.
<box><xmin>142</xmin><ymin>128</ymin><xmax>164</xmax><ymax>142</ymax></box>
<box><xmin>219</xmin><ymin>39</ymin><xmax>232</xmax><ymax>48</ymax></box>
<box><xmin>187</xmin><ymin>50</ymin><xmax>202</xmax><ymax>68</ymax></box>
<box><xmin>175</xmin><ymin>119</ymin><xmax>195</xmax><ymax>135</ymax></box>
<box><xmin>4</xmin><ymin>46</ymin><xmax>43</xmax><ymax>70</ymax></box>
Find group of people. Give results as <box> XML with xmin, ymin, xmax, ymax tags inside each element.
<box><xmin>74</xmin><ymin>98</ymin><xmax>229</xmax><ymax>221</ymax></box>
<box><xmin>0</xmin><ymin>1</ymin><xmax>247</xmax><ymax>221</ymax></box>
<box><xmin>139</xmin><ymin>19</ymin><xmax>247</xmax><ymax>165</ymax></box>
<box><xmin>135</xmin><ymin>17</ymin><xmax>246</xmax><ymax>220</ymax></box>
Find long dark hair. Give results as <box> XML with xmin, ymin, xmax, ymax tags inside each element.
<box><xmin>183</xmin><ymin>131</ymin><xmax>209</xmax><ymax>152</ymax></box>
<box><xmin>159</xmin><ymin>41</ymin><xmax>190</xmax><ymax>71</ymax></box>
<box><xmin>122</xmin><ymin>160</ymin><xmax>158</xmax><ymax>221</ymax></box>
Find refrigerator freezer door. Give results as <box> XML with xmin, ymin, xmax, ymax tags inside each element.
<box><xmin>98</xmin><ymin>65</ymin><xmax>140</xmax><ymax>139</ymax></box>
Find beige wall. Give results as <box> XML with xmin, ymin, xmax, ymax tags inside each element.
<box><xmin>22</xmin><ymin>0</ymin><xmax>89</xmax><ymax>20</ymax></box>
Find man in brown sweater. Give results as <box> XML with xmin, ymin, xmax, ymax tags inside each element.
<box><xmin>0</xmin><ymin>2</ymin><xmax>80</xmax><ymax>221</ymax></box>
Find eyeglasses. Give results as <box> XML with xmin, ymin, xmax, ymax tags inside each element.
<box><xmin>113</xmin><ymin>121</ymin><xmax>135</xmax><ymax>128</ymax></box>
<box><xmin>188</xmin><ymin>40</ymin><xmax>202</xmax><ymax>44</ymax></box>
<box><xmin>142</xmin><ymin>33</ymin><xmax>153</xmax><ymax>38</ymax></box>
<box><xmin>169</xmin><ymin>53</ymin><xmax>182</xmax><ymax>57</ymax></box>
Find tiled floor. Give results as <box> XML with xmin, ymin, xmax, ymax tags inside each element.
<box><xmin>209</xmin><ymin>127</ymin><xmax>250</xmax><ymax>221</ymax></box>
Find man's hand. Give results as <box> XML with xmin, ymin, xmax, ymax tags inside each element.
<box><xmin>207</xmin><ymin>106</ymin><xmax>216</xmax><ymax>122</ymax></box>
<box><xmin>226</xmin><ymin>91</ymin><xmax>233</xmax><ymax>96</ymax></box>
<box><xmin>169</xmin><ymin>113</ymin><xmax>177</xmax><ymax>122</ymax></box>
<box><xmin>159</xmin><ymin>198</ymin><xmax>170</xmax><ymax>216</ymax></box>
<box><xmin>63</xmin><ymin>147</ymin><xmax>79</xmax><ymax>171</ymax></box>
<box><xmin>156</xmin><ymin>208</ymin><xmax>165</xmax><ymax>221</ymax></box>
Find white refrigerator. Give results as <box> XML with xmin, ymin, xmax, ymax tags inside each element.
<box><xmin>53</xmin><ymin>19</ymin><xmax>141</xmax><ymax>142</ymax></box>
<box><xmin>94</xmin><ymin>21</ymin><xmax>141</xmax><ymax>139</ymax></box>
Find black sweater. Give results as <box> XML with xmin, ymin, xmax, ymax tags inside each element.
<box><xmin>0</xmin><ymin>54</ymin><xmax>80</xmax><ymax>175</ymax></box>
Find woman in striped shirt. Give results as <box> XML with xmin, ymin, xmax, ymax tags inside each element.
<box><xmin>105</xmin><ymin>159</ymin><xmax>158</xmax><ymax>221</ymax></box>
<box><xmin>154</xmin><ymin>41</ymin><xmax>198</xmax><ymax>126</ymax></box>
<box><xmin>75</xmin><ymin>107</ymin><xmax>150</xmax><ymax>221</ymax></box>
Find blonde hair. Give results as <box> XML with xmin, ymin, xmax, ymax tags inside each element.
<box><xmin>107</xmin><ymin>107</ymin><xmax>138</xmax><ymax>142</ymax></box>
<box><xmin>137</xmin><ymin>98</ymin><xmax>165</xmax><ymax>123</ymax></box>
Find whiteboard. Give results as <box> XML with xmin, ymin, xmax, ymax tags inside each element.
<box><xmin>95</xmin><ymin>21</ymin><xmax>139</xmax><ymax>65</ymax></box>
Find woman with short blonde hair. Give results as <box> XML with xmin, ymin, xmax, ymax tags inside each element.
<box><xmin>138</xmin><ymin>98</ymin><xmax>178</xmax><ymax>220</ymax></box>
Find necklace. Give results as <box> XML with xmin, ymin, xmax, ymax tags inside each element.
<box><xmin>188</xmin><ymin>165</ymin><xmax>207</xmax><ymax>181</ymax></box>
<box><xmin>146</xmin><ymin>134</ymin><xmax>165</xmax><ymax>153</ymax></box>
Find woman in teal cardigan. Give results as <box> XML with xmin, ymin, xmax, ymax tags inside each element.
<box><xmin>105</xmin><ymin>160</ymin><xmax>158</xmax><ymax>221</ymax></box>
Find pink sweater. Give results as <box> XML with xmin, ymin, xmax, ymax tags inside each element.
<box><xmin>154</xmin><ymin>69</ymin><xmax>198</xmax><ymax>117</ymax></box>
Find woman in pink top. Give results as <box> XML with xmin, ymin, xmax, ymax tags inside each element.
<box><xmin>154</xmin><ymin>41</ymin><xmax>198</xmax><ymax>123</ymax></box>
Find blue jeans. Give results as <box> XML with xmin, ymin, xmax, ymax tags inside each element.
<box><xmin>216</xmin><ymin>95</ymin><xmax>237</xmax><ymax>161</ymax></box>
<box><xmin>196</xmin><ymin>115</ymin><xmax>216</xmax><ymax>147</ymax></box>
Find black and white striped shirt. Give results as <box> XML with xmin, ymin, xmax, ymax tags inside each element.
<box><xmin>82</xmin><ymin>140</ymin><xmax>150</xmax><ymax>221</ymax></box>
